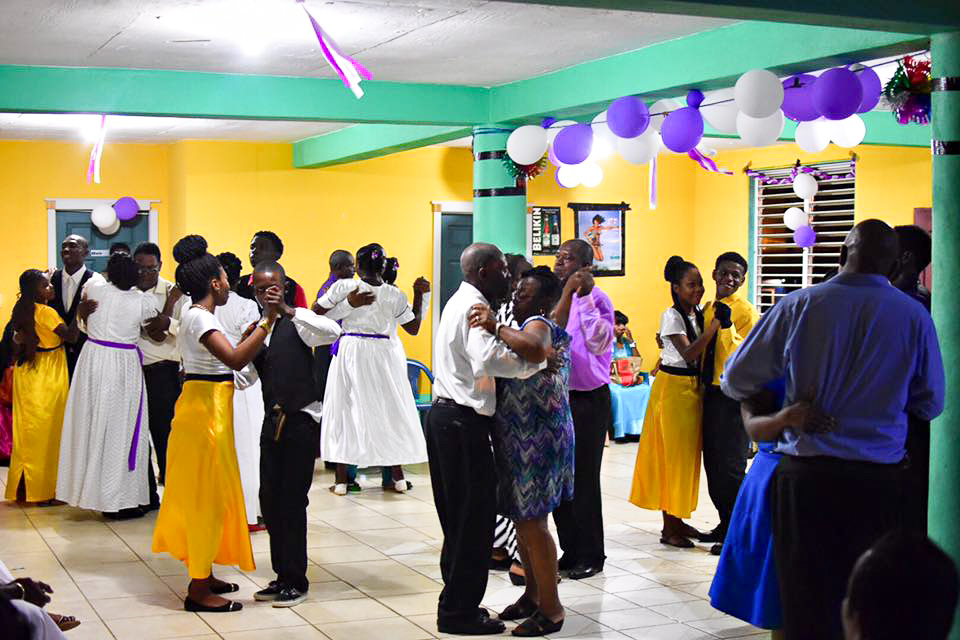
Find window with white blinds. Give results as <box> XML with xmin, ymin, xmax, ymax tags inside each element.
<box><xmin>752</xmin><ymin>160</ymin><xmax>855</xmax><ymax>314</ymax></box>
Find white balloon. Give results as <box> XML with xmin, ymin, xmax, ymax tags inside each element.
<box><xmin>557</xmin><ymin>164</ymin><xmax>581</xmax><ymax>188</ymax></box>
<box><xmin>792</xmin><ymin>172</ymin><xmax>819</xmax><ymax>200</ymax></box>
<box><xmin>506</xmin><ymin>125</ymin><xmax>548</xmax><ymax>166</ymax></box>
<box><xmin>100</xmin><ymin>218</ymin><xmax>121</xmax><ymax>235</ymax></box>
<box><xmin>579</xmin><ymin>163</ymin><xmax>604</xmax><ymax>188</ymax></box>
<box><xmin>91</xmin><ymin>204</ymin><xmax>117</xmax><ymax>230</ymax></box>
<box><xmin>588</xmin><ymin>136</ymin><xmax>613</xmax><ymax>162</ymax></box>
<box><xmin>547</xmin><ymin>120</ymin><xmax>577</xmax><ymax>146</ymax></box>
<box><xmin>615</xmin><ymin>128</ymin><xmax>661</xmax><ymax>165</ymax></box>
<box><xmin>648</xmin><ymin>99</ymin><xmax>681</xmax><ymax>133</ymax></box>
<box><xmin>830</xmin><ymin>114</ymin><xmax>866</xmax><ymax>148</ymax></box>
<box><xmin>736</xmin><ymin>110</ymin><xmax>785</xmax><ymax>147</ymax></box>
<box><xmin>591</xmin><ymin>111</ymin><xmax>616</xmax><ymax>146</ymax></box>
<box><xmin>734</xmin><ymin>69</ymin><xmax>785</xmax><ymax>118</ymax></box>
<box><xmin>700</xmin><ymin>88</ymin><xmax>739</xmax><ymax>134</ymax></box>
<box><xmin>795</xmin><ymin>118</ymin><xmax>832</xmax><ymax>153</ymax></box>
<box><xmin>783</xmin><ymin>206</ymin><xmax>808</xmax><ymax>231</ymax></box>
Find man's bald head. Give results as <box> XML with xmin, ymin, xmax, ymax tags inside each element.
<box><xmin>461</xmin><ymin>243</ymin><xmax>504</xmax><ymax>277</ymax></box>
<box><xmin>840</xmin><ymin>219</ymin><xmax>900</xmax><ymax>277</ymax></box>
<box><xmin>460</xmin><ymin>243</ymin><xmax>510</xmax><ymax>303</ymax></box>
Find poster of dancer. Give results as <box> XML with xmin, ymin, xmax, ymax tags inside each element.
<box><xmin>570</xmin><ymin>202</ymin><xmax>629</xmax><ymax>277</ymax></box>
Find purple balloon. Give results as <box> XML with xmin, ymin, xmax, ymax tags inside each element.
<box><xmin>660</xmin><ymin>107</ymin><xmax>704</xmax><ymax>153</ymax></box>
<box><xmin>781</xmin><ymin>74</ymin><xmax>819</xmax><ymax>122</ymax></box>
<box><xmin>541</xmin><ymin>116</ymin><xmax>557</xmax><ymax>129</ymax></box>
<box><xmin>813</xmin><ymin>67</ymin><xmax>863</xmax><ymax>121</ymax></box>
<box><xmin>686</xmin><ymin>89</ymin><xmax>705</xmax><ymax>108</ymax></box>
<box><xmin>855</xmin><ymin>66</ymin><xmax>882</xmax><ymax>113</ymax></box>
<box><xmin>794</xmin><ymin>225</ymin><xmax>817</xmax><ymax>248</ymax></box>
<box><xmin>113</xmin><ymin>196</ymin><xmax>139</xmax><ymax>222</ymax></box>
<box><xmin>553</xmin><ymin>123</ymin><xmax>593</xmax><ymax>165</ymax></box>
<box><xmin>607</xmin><ymin>96</ymin><xmax>650</xmax><ymax>139</ymax></box>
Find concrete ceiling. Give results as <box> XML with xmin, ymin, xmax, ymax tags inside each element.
<box><xmin>0</xmin><ymin>0</ymin><xmax>732</xmax><ymax>87</ymax></box>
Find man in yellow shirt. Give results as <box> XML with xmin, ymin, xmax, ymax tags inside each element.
<box><xmin>697</xmin><ymin>252</ymin><xmax>760</xmax><ymax>555</ymax></box>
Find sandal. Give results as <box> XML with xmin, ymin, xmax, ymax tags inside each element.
<box><xmin>49</xmin><ymin>613</ymin><xmax>81</xmax><ymax>632</ymax></box>
<box><xmin>512</xmin><ymin>611</ymin><xmax>564</xmax><ymax>637</ymax></box>
<box><xmin>183</xmin><ymin>597</ymin><xmax>243</xmax><ymax>612</ymax></box>
<box><xmin>660</xmin><ymin>534</ymin><xmax>695</xmax><ymax>549</ymax></box>
<box><xmin>499</xmin><ymin>594</ymin><xmax>537</xmax><ymax>621</ymax></box>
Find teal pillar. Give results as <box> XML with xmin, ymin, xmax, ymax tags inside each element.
<box><xmin>472</xmin><ymin>125</ymin><xmax>527</xmax><ymax>255</ymax></box>
<box><xmin>930</xmin><ymin>30</ymin><xmax>960</xmax><ymax>640</ymax></box>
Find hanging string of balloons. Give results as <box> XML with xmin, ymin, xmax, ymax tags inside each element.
<box><xmin>504</xmin><ymin>55</ymin><xmax>921</xmax><ymax>190</ymax></box>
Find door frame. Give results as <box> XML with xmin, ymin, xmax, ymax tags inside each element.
<box><xmin>431</xmin><ymin>201</ymin><xmax>473</xmax><ymax>370</ymax></box>
<box><xmin>46</xmin><ymin>198</ymin><xmax>160</xmax><ymax>270</ymax></box>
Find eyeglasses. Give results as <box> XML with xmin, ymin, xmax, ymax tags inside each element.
<box><xmin>138</xmin><ymin>266</ymin><xmax>161</xmax><ymax>274</ymax></box>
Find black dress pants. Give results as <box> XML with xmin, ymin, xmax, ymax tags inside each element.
<box><xmin>260</xmin><ymin>410</ymin><xmax>318</xmax><ymax>593</ymax></box>
<box><xmin>143</xmin><ymin>360</ymin><xmax>181</xmax><ymax>483</ymax></box>
<box><xmin>701</xmin><ymin>385</ymin><xmax>750</xmax><ymax>538</ymax></box>
<box><xmin>901</xmin><ymin>414</ymin><xmax>930</xmax><ymax>534</ymax></box>
<box><xmin>553</xmin><ymin>385</ymin><xmax>611</xmax><ymax>567</ymax></box>
<box><xmin>773</xmin><ymin>455</ymin><xmax>902</xmax><ymax>640</ymax></box>
<box><xmin>425</xmin><ymin>401</ymin><xmax>496</xmax><ymax>625</ymax></box>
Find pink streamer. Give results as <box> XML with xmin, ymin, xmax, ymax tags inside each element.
<box><xmin>297</xmin><ymin>0</ymin><xmax>372</xmax><ymax>98</ymax></box>
<box><xmin>86</xmin><ymin>115</ymin><xmax>106</xmax><ymax>185</ymax></box>
<box><xmin>649</xmin><ymin>155</ymin><xmax>658</xmax><ymax>210</ymax></box>
<box><xmin>688</xmin><ymin>148</ymin><xmax>733</xmax><ymax>175</ymax></box>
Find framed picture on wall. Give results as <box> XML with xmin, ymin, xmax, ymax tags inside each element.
<box><xmin>530</xmin><ymin>206</ymin><xmax>562</xmax><ymax>255</ymax></box>
<box><xmin>570</xmin><ymin>202</ymin><xmax>629</xmax><ymax>277</ymax></box>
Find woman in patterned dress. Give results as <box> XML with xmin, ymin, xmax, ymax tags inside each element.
<box><xmin>469</xmin><ymin>266</ymin><xmax>573</xmax><ymax>637</ymax></box>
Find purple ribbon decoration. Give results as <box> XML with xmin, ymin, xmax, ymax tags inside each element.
<box><xmin>86</xmin><ymin>115</ymin><xmax>106</xmax><ymax>184</ymax></box>
<box><xmin>88</xmin><ymin>338</ymin><xmax>144</xmax><ymax>471</ymax></box>
<box><xmin>688</xmin><ymin>148</ymin><xmax>733</xmax><ymax>175</ymax></box>
<box><xmin>297</xmin><ymin>0</ymin><xmax>373</xmax><ymax>98</ymax></box>
<box><xmin>649</xmin><ymin>156</ymin><xmax>658</xmax><ymax>210</ymax></box>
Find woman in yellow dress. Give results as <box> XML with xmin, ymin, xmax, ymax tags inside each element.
<box><xmin>152</xmin><ymin>236</ymin><xmax>281</xmax><ymax>613</ymax></box>
<box><xmin>5</xmin><ymin>269</ymin><xmax>87</xmax><ymax>503</ymax></box>
<box><xmin>629</xmin><ymin>256</ymin><xmax>721</xmax><ymax>547</ymax></box>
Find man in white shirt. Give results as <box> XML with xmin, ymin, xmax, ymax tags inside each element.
<box><xmin>134</xmin><ymin>243</ymin><xmax>188</xmax><ymax>507</ymax></box>
<box><xmin>49</xmin><ymin>234</ymin><xmax>105</xmax><ymax>377</ymax></box>
<box><xmin>428</xmin><ymin>243</ymin><xmax>544</xmax><ymax>635</ymax></box>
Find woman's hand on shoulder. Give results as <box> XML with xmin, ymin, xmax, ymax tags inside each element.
<box><xmin>468</xmin><ymin>303</ymin><xmax>497</xmax><ymax>334</ymax></box>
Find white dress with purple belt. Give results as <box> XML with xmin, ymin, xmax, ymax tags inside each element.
<box><xmin>56</xmin><ymin>281</ymin><xmax>158</xmax><ymax>512</ymax></box>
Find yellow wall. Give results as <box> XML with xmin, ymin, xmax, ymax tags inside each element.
<box><xmin>0</xmin><ymin>137</ymin><xmax>931</xmax><ymax>372</ymax></box>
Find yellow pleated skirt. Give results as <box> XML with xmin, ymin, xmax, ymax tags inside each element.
<box><xmin>629</xmin><ymin>370</ymin><xmax>703</xmax><ymax>519</ymax></box>
<box><xmin>152</xmin><ymin>380</ymin><xmax>254</xmax><ymax>579</ymax></box>
<box><xmin>6</xmin><ymin>348</ymin><xmax>69</xmax><ymax>502</ymax></box>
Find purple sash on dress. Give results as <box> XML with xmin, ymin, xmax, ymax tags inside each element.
<box><xmin>330</xmin><ymin>332</ymin><xmax>388</xmax><ymax>356</ymax></box>
<box><xmin>88</xmin><ymin>338</ymin><xmax>144</xmax><ymax>472</ymax></box>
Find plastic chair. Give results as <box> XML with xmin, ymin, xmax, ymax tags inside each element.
<box><xmin>406</xmin><ymin>359</ymin><xmax>434</xmax><ymax>412</ymax></box>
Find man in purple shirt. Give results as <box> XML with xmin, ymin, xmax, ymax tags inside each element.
<box><xmin>552</xmin><ymin>239</ymin><xmax>616</xmax><ymax>580</ymax></box>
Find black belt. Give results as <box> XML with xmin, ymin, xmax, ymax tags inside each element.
<box><xmin>659</xmin><ymin>364</ymin><xmax>699</xmax><ymax>376</ymax></box>
<box><xmin>36</xmin><ymin>344</ymin><xmax>63</xmax><ymax>353</ymax></box>
<box><xmin>144</xmin><ymin>360</ymin><xmax>179</xmax><ymax>370</ymax></box>
<box><xmin>184</xmin><ymin>373</ymin><xmax>233</xmax><ymax>383</ymax></box>
<box><xmin>434</xmin><ymin>397</ymin><xmax>461</xmax><ymax>407</ymax></box>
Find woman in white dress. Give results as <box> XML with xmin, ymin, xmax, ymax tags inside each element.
<box><xmin>56</xmin><ymin>254</ymin><xmax>160</xmax><ymax>517</ymax></box>
<box><xmin>316</xmin><ymin>243</ymin><xmax>430</xmax><ymax>495</ymax></box>
<box><xmin>216</xmin><ymin>252</ymin><xmax>265</xmax><ymax>531</ymax></box>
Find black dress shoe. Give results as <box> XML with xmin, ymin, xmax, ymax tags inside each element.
<box><xmin>557</xmin><ymin>554</ymin><xmax>577</xmax><ymax>571</ymax></box>
<box><xmin>567</xmin><ymin>563</ymin><xmax>603</xmax><ymax>580</ymax></box>
<box><xmin>438</xmin><ymin>615</ymin><xmax>506</xmax><ymax>635</ymax></box>
<box><xmin>697</xmin><ymin>528</ymin><xmax>724</xmax><ymax>544</ymax></box>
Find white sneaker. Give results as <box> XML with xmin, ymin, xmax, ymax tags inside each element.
<box><xmin>333</xmin><ymin>483</ymin><xmax>347</xmax><ymax>496</ymax></box>
<box><xmin>394</xmin><ymin>479</ymin><xmax>408</xmax><ymax>493</ymax></box>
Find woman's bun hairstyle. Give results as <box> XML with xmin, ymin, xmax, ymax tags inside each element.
<box><xmin>664</xmin><ymin>255</ymin><xmax>687</xmax><ymax>283</ymax></box>
<box><xmin>173</xmin><ymin>235</ymin><xmax>208</xmax><ymax>264</ymax></box>
<box><xmin>173</xmin><ymin>235</ymin><xmax>220</xmax><ymax>301</ymax></box>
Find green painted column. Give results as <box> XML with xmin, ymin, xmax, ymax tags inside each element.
<box><xmin>472</xmin><ymin>125</ymin><xmax>527</xmax><ymax>255</ymax></box>
<box><xmin>930</xmin><ymin>30</ymin><xmax>960</xmax><ymax>640</ymax></box>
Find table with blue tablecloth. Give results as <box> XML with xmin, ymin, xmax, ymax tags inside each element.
<box><xmin>610</xmin><ymin>376</ymin><xmax>651</xmax><ymax>440</ymax></box>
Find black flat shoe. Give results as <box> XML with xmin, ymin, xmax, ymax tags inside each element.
<box><xmin>489</xmin><ymin>555</ymin><xmax>513</xmax><ymax>571</ymax></box>
<box><xmin>697</xmin><ymin>528</ymin><xmax>724</xmax><ymax>543</ymax></box>
<box><xmin>438</xmin><ymin>616</ymin><xmax>506</xmax><ymax>635</ymax></box>
<box><xmin>660</xmin><ymin>534</ymin><xmax>695</xmax><ymax>549</ymax></box>
<box><xmin>183</xmin><ymin>597</ymin><xmax>242</xmax><ymax>612</ymax></box>
<box><xmin>508</xmin><ymin>568</ymin><xmax>526</xmax><ymax>586</ymax></box>
<box><xmin>500</xmin><ymin>594</ymin><xmax>537</xmax><ymax>621</ymax></box>
<box><xmin>512</xmin><ymin>611</ymin><xmax>564</xmax><ymax>637</ymax></box>
<box><xmin>211</xmin><ymin>582</ymin><xmax>240</xmax><ymax>594</ymax></box>
<box><xmin>710</xmin><ymin>543</ymin><xmax>723</xmax><ymax>556</ymax></box>
<box><xmin>567</xmin><ymin>563</ymin><xmax>603</xmax><ymax>580</ymax></box>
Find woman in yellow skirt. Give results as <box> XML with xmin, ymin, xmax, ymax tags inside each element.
<box><xmin>152</xmin><ymin>236</ymin><xmax>281</xmax><ymax>613</ymax></box>
<box><xmin>630</xmin><ymin>256</ymin><xmax>721</xmax><ymax>548</ymax></box>
<box><xmin>5</xmin><ymin>269</ymin><xmax>86</xmax><ymax>503</ymax></box>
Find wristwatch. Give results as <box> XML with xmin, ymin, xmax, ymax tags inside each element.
<box><xmin>258</xmin><ymin>318</ymin><xmax>274</xmax><ymax>333</ymax></box>
<box><xmin>494</xmin><ymin>322</ymin><xmax>505</xmax><ymax>340</ymax></box>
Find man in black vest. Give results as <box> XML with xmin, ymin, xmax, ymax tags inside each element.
<box><xmin>49</xmin><ymin>234</ymin><xmax>105</xmax><ymax>377</ymax></box>
<box><xmin>245</xmin><ymin>261</ymin><xmax>343</xmax><ymax>608</ymax></box>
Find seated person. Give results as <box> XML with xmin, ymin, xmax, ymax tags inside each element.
<box><xmin>0</xmin><ymin>559</ymin><xmax>78</xmax><ymax>633</ymax></box>
<box><xmin>609</xmin><ymin>310</ymin><xmax>650</xmax><ymax>442</ymax></box>
<box><xmin>843</xmin><ymin>530</ymin><xmax>958</xmax><ymax>640</ymax></box>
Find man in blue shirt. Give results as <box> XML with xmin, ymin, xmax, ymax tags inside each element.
<box><xmin>722</xmin><ymin>219</ymin><xmax>945</xmax><ymax>640</ymax></box>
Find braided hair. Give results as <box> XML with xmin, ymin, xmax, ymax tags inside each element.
<box><xmin>173</xmin><ymin>235</ymin><xmax>221</xmax><ymax>302</ymax></box>
<box><xmin>356</xmin><ymin>243</ymin><xmax>386</xmax><ymax>277</ymax></box>
<box><xmin>106</xmin><ymin>253</ymin><xmax>138</xmax><ymax>291</ymax></box>
<box><xmin>10</xmin><ymin>269</ymin><xmax>48</xmax><ymax>366</ymax></box>
<box><xmin>664</xmin><ymin>255</ymin><xmax>704</xmax><ymax>346</ymax></box>
<box><xmin>217</xmin><ymin>251</ymin><xmax>243</xmax><ymax>289</ymax></box>
<box><xmin>383</xmin><ymin>257</ymin><xmax>399</xmax><ymax>285</ymax></box>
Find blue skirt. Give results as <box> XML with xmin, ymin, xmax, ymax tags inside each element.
<box><xmin>709</xmin><ymin>449</ymin><xmax>782</xmax><ymax>630</ymax></box>
<box><xmin>610</xmin><ymin>381</ymin><xmax>651</xmax><ymax>438</ymax></box>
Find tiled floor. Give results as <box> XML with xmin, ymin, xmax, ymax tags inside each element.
<box><xmin>0</xmin><ymin>442</ymin><xmax>767</xmax><ymax>639</ymax></box>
